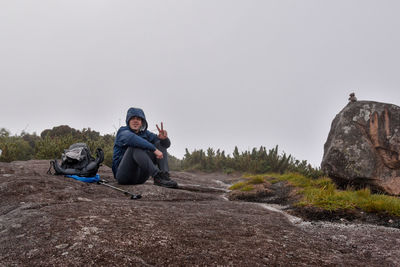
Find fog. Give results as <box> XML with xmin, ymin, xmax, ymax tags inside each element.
<box><xmin>1</xmin><ymin>0</ymin><xmax>400</xmax><ymax>166</ymax></box>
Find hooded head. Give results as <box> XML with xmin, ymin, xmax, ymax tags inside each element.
<box><xmin>126</xmin><ymin>107</ymin><xmax>148</xmax><ymax>132</ymax></box>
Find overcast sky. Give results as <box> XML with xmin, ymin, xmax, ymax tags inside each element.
<box><xmin>1</xmin><ymin>1</ymin><xmax>400</xmax><ymax>167</ymax></box>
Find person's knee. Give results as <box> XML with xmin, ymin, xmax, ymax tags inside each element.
<box><xmin>131</xmin><ymin>147</ymin><xmax>150</xmax><ymax>158</ymax></box>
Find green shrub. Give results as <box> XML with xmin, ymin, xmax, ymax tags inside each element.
<box><xmin>0</xmin><ymin>126</ymin><xmax>116</xmax><ymax>166</ymax></box>
<box><xmin>35</xmin><ymin>134</ymin><xmax>75</xmax><ymax>160</ymax></box>
<box><xmin>182</xmin><ymin>145</ymin><xmax>324</xmax><ymax>179</ymax></box>
<box><xmin>0</xmin><ymin>136</ymin><xmax>33</xmax><ymax>162</ymax></box>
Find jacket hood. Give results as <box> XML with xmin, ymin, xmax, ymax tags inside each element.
<box><xmin>126</xmin><ymin>107</ymin><xmax>148</xmax><ymax>132</ymax></box>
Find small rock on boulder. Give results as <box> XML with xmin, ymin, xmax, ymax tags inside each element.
<box><xmin>321</xmin><ymin>100</ymin><xmax>400</xmax><ymax>195</ymax></box>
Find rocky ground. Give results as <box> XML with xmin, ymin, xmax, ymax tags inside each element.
<box><xmin>1</xmin><ymin>160</ymin><xmax>400</xmax><ymax>266</ymax></box>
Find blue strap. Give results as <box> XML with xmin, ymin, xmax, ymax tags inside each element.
<box><xmin>65</xmin><ymin>174</ymin><xmax>100</xmax><ymax>183</ymax></box>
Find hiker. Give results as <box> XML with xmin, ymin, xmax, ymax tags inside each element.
<box><xmin>112</xmin><ymin>107</ymin><xmax>178</xmax><ymax>188</ymax></box>
<box><xmin>348</xmin><ymin>92</ymin><xmax>357</xmax><ymax>102</ymax></box>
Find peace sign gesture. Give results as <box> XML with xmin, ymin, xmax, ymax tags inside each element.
<box><xmin>156</xmin><ymin>122</ymin><xmax>168</xmax><ymax>140</ymax></box>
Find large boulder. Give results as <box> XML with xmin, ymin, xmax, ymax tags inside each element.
<box><xmin>322</xmin><ymin>100</ymin><xmax>400</xmax><ymax>195</ymax></box>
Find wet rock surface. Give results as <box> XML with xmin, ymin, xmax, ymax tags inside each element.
<box><xmin>1</xmin><ymin>160</ymin><xmax>400</xmax><ymax>266</ymax></box>
<box><xmin>322</xmin><ymin>100</ymin><xmax>400</xmax><ymax>195</ymax></box>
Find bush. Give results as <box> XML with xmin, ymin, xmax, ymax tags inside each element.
<box><xmin>0</xmin><ymin>136</ymin><xmax>33</xmax><ymax>162</ymax></box>
<box><xmin>35</xmin><ymin>134</ymin><xmax>75</xmax><ymax>160</ymax></box>
<box><xmin>182</xmin><ymin>145</ymin><xmax>324</xmax><ymax>179</ymax></box>
<box><xmin>0</xmin><ymin>126</ymin><xmax>115</xmax><ymax>167</ymax></box>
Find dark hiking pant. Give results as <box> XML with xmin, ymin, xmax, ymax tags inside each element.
<box><xmin>116</xmin><ymin>141</ymin><xmax>169</xmax><ymax>185</ymax></box>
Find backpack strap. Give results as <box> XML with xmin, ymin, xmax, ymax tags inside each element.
<box><xmin>47</xmin><ymin>161</ymin><xmax>55</xmax><ymax>175</ymax></box>
<box><xmin>95</xmin><ymin>148</ymin><xmax>104</xmax><ymax>165</ymax></box>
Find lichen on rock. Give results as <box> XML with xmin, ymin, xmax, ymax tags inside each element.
<box><xmin>322</xmin><ymin>100</ymin><xmax>400</xmax><ymax>195</ymax></box>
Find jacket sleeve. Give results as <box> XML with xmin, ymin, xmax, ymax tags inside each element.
<box><xmin>160</xmin><ymin>137</ymin><xmax>171</xmax><ymax>148</ymax></box>
<box><xmin>117</xmin><ymin>129</ymin><xmax>157</xmax><ymax>151</ymax></box>
<box><xmin>147</xmin><ymin>131</ymin><xmax>171</xmax><ymax>149</ymax></box>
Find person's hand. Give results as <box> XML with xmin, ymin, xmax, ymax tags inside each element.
<box><xmin>154</xmin><ymin>149</ymin><xmax>163</xmax><ymax>159</ymax></box>
<box><xmin>156</xmin><ymin>122</ymin><xmax>168</xmax><ymax>140</ymax></box>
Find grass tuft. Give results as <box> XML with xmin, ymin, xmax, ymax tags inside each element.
<box><xmin>229</xmin><ymin>181</ymin><xmax>247</xmax><ymax>190</ymax></box>
<box><xmin>241</xmin><ymin>185</ymin><xmax>255</xmax><ymax>192</ymax></box>
<box><xmin>248</xmin><ymin>175</ymin><xmax>265</xmax><ymax>185</ymax></box>
<box><xmin>229</xmin><ymin>175</ymin><xmax>266</xmax><ymax>191</ymax></box>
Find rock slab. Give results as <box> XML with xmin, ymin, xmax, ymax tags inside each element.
<box><xmin>1</xmin><ymin>160</ymin><xmax>400</xmax><ymax>266</ymax></box>
<box><xmin>322</xmin><ymin>100</ymin><xmax>400</xmax><ymax>195</ymax></box>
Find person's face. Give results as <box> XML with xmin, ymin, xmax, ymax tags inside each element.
<box><xmin>129</xmin><ymin>116</ymin><xmax>143</xmax><ymax>132</ymax></box>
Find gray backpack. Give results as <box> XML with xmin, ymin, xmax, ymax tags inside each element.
<box><xmin>49</xmin><ymin>143</ymin><xmax>104</xmax><ymax>177</ymax></box>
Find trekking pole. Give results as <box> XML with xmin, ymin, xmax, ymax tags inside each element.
<box><xmin>97</xmin><ymin>180</ymin><xmax>142</xmax><ymax>200</ymax></box>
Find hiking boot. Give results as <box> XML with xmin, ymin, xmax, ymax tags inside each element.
<box><xmin>153</xmin><ymin>172</ymin><xmax>178</xmax><ymax>188</ymax></box>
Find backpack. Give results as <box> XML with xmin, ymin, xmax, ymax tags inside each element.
<box><xmin>49</xmin><ymin>143</ymin><xmax>104</xmax><ymax>177</ymax></box>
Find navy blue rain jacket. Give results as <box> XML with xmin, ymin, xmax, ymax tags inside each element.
<box><xmin>112</xmin><ymin>107</ymin><xmax>171</xmax><ymax>177</ymax></box>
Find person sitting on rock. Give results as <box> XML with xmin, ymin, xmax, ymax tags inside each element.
<box><xmin>348</xmin><ymin>92</ymin><xmax>357</xmax><ymax>102</ymax></box>
<box><xmin>112</xmin><ymin>107</ymin><xmax>178</xmax><ymax>188</ymax></box>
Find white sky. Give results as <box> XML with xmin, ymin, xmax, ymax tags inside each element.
<box><xmin>1</xmin><ymin>0</ymin><xmax>400</xmax><ymax>167</ymax></box>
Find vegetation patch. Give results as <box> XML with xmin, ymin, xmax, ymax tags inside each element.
<box><xmin>1</xmin><ymin>126</ymin><xmax>323</xmax><ymax>178</ymax></box>
<box><xmin>228</xmin><ymin>175</ymin><xmax>267</xmax><ymax>191</ymax></box>
<box><xmin>0</xmin><ymin>126</ymin><xmax>182</xmax><ymax>170</ymax></box>
<box><xmin>230</xmin><ymin>173</ymin><xmax>400</xmax><ymax>218</ymax></box>
<box><xmin>229</xmin><ymin>181</ymin><xmax>248</xmax><ymax>191</ymax></box>
<box><xmin>181</xmin><ymin>146</ymin><xmax>324</xmax><ymax>179</ymax></box>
